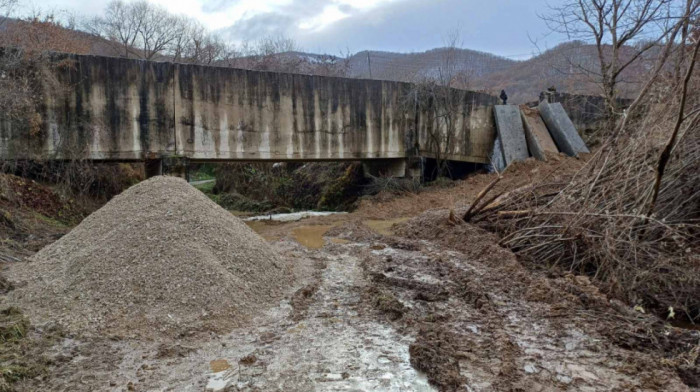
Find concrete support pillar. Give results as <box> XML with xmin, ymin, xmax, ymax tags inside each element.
<box><xmin>163</xmin><ymin>156</ymin><xmax>190</xmax><ymax>181</ymax></box>
<box><xmin>144</xmin><ymin>159</ymin><xmax>163</xmax><ymax>178</ymax></box>
<box><xmin>362</xmin><ymin>159</ymin><xmax>408</xmax><ymax>178</ymax></box>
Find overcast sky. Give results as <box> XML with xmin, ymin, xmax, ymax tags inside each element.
<box><xmin>22</xmin><ymin>0</ymin><xmax>568</xmax><ymax>59</ymax></box>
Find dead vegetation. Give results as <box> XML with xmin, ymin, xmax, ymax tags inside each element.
<box><xmin>0</xmin><ymin>306</ymin><xmax>59</xmax><ymax>391</ymax></box>
<box><xmin>467</xmin><ymin>43</ymin><xmax>700</xmax><ymax>324</ymax></box>
<box><xmin>212</xmin><ymin>162</ymin><xmax>366</xmax><ymax>212</ymax></box>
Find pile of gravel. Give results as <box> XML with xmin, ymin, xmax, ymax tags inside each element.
<box><xmin>6</xmin><ymin>176</ymin><xmax>289</xmax><ymax>338</ymax></box>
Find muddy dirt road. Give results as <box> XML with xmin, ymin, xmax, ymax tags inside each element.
<box><xmin>3</xmin><ymin>158</ymin><xmax>699</xmax><ymax>391</ymax></box>
<box><xmin>6</xmin><ymin>211</ymin><xmax>696</xmax><ymax>391</ymax></box>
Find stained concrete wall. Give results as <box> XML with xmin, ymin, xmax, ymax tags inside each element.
<box><xmin>0</xmin><ymin>53</ymin><xmax>499</xmax><ymax>163</ymax></box>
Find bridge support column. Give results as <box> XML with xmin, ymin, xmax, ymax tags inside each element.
<box><xmin>163</xmin><ymin>156</ymin><xmax>190</xmax><ymax>181</ymax></box>
<box><xmin>362</xmin><ymin>159</ymin><xmax>410</xmax><ymax>178</ymax></box>
<box><xmin>144</xmin><ymin>159</ymin><xmax>163</xmax><ymax>178</ymax></box>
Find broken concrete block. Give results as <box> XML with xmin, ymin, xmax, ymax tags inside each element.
<box><xmin>538</xmin><ymin>101</ymin><xmax>590</xmax><ymax>156</ymax></box>
<box><xmin>520</xmin><ymin>106</ymin><xmax>559</xmax><ymax>160</ymax></box>
<box><xmin>494</xmin><ymin>105</ymin><xmax>529</xmax><ymax>166</ymax></box>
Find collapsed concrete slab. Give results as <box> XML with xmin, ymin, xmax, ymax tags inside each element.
<box><xmin>538</xmin><ymin>101</ymin><xmax>590</xmax><ymax>156</ymax></box>
<box><xmin>494</xmin><ymin>105</ymin><xmax>529</xmax><ymax>166</ymax></box>
<box><xmin>520</xmin><ymin>106</ymin><xmax>559</xmax><ymax>160</ymax></box>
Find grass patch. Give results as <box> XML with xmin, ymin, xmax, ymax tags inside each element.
<box><xmin>0</xmin><ymin>308</ymin><xmax>28</xmax><ymax>343</ymax></box>
<box><xmin>193</xmin><ymin>181</ymin><xmax>215</xmax><ymax>194</ymax></box>
<box><xmin>0</xmin><ymin>307</ymin><xmax>51</xmax><ymax>390</ymax></box>
<box><xmin>30</xmin><ymin>212</ymin><xmax>68</xmax><ymax>229</ymax></box>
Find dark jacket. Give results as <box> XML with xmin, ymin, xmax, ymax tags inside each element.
<box><xmin>499</xmin><ymin>90</ymin><xmax>508</xmax><ymax>103</ymax></box>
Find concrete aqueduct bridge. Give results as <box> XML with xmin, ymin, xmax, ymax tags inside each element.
<box><xmin>0</xmin><ymin>53</ymin><xmax>500</xmax><ymax>176</ymax></box>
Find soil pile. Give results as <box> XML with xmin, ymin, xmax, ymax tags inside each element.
<box><xmin>6</xmin><ymin>176</ymin><xmax>289</xmax><ymax>338</ymax></box>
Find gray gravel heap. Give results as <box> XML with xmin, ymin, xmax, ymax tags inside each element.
<box><xmin>8</xmin><ymin>176</ymin><xmax>288</xmax><ymax>338</ymax></box>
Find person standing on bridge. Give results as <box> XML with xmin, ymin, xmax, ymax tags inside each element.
<box><xmin>500</xmin><ymin>90</ymin><xmax>508</xmax><ymax>105</ymax></box>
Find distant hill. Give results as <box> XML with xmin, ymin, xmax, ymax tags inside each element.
<box><xmin>0</xmin><ymin>17</ymin><xmax>122</xmax><ymax>57</ymax></box>
<box><xmin>343</xmin><ymin>42</ymin><xmax>645</xmax><ymax>103</ymax></box>
<box><xmin>0</xmin><ymin>18</ymin><xmax>646</xmax><ymax>104</ymax></box>
<box><xmin>346</xmin><ymin>48</ymin><xmax>516</xmax><ymax>82</ymax></box>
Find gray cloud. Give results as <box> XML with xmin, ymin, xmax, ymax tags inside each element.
<box><xmin>224</xmin><ymin>12</ymin><xmax>297</xmax><ymax>39</ymax></box>
<box><xmin>216</xmin><ymin>0</ymin><xmax>566</xmax><ymax>57</ymax></box>
<box><xmin>201</xmin><ymin>0</ymin><xmax>230</xmax><ymax>13</ymax></box>
<box><xmin>33</xmin><ymin>0</ymin><xmax>568</xmax><ymax>58</ymax></box>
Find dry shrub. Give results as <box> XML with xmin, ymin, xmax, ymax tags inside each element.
<box><xmin>475</xmin><ymin>74</ymin><xmax>700</xmax><ymax>323</ymax></box>
<box><xmin>364</xmin><ymin>175</ymin><xmax>423</xmax><ymax>195</ymax></box>
<box><xmin>3</xmin><ymin>161</ymin><xmax>144</xmax><ymax>201</ymax></box>
<box><xmin>213</xmin><ymin>162</ymin><xmax>365</xmax><ymax>212</ymax></box>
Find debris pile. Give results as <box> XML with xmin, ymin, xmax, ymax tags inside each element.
<box><xmin>6</xmin><ymin>176</ymin><xmax>289</xmax><ymax>338</ymax></box>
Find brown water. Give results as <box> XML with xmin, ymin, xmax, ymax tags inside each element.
<box><xmin>209</xmin><ymin>359</ymin><xmax>231</xmax><ymax>373</ymax></box>
<box><xmin>291</xmin><ymin>225</ymin><xmax>335</xmax><ymax>249</ymax></box>
<box><xmin>246</xmin><ymin>216</ymin><xmax>410</xmax><ymax>250</ymax></box>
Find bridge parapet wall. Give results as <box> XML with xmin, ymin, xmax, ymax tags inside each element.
<box><xmin>0</xmin><ymin>53</ymin><xmax>499</xmax><ymax>163</ymax></box>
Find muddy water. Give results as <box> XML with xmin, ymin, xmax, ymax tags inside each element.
<box><xmin>246</xmin><ymin>216</ymin><xmax>411</xmax><ymax>250</ymax></box>
<box><xmin>290</xmin><ymin>225</ymin><xmax>335</xmax><ymax>249</ymax></box>
<box><xmin>209</xmin><ymin>359</ymin><xmax>231</xmax><ymax>373</ymax></box>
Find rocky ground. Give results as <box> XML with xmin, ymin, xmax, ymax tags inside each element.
<box><xmin>1</xmin><ymin>157</ymin><xmax>698</xmax><ymax>391</ymax></box>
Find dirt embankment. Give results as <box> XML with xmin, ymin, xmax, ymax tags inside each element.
<box><xmin>390</xmin><ymin>209</ymin><xmax>699</xmax><ymax>390</ymax></box>
<box><xmin>0</xmin><ymin>174</ymin><xmax>89</xmax><ymax>263</ymax></box>
<box><xmin>356</xmin><ymin>154</ymin><xmax>585</xmax><ymax>220</ymax></box>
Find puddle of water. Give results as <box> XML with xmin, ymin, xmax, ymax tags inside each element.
<box><xmin>244</xmin><ymin>211</ymin><xmax>346</xmax><ymax>222</ymax></box>
<box><xmin>329</xmin><ymin>238</ymin><xmax>351</xmax><ymax>245</ymax></box>
<box><xmin>363</xmin><ymin>217</ymin><xmax>410</xmax><ymax>236</ymax></box>
<box><xmin>291</xmin><ymin>225</ymin><xmax>335</xmax><ymax>249</ymax></box>
<box><xmin>210</xmin><ymin>359</ymin><xmax>231</xmax><ymax>373</ymax></box>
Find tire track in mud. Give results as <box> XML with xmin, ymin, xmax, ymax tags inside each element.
<box><xmin>14</xmin><ymin>214</ymin><xmax>697</xmax><ymax>391</ymax></box>
<box><xmin>328</xmin><ymin>216</ymin><xmax>694</xmax><ymax>392</ymax></box>
<box><xmin>193</xmin><ymin>241</ymin><xmax>436</xmax><ymax>391</ymax></box>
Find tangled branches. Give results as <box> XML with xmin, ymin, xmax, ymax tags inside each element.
<box><xmin>471</xmin><ymin>53</ymin><xmax>700</xmax><ymax>323</ymax></box>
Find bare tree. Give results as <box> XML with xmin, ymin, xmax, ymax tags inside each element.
<box><xmin>0</xmin><ymin>0</ymin><xmax>17</xmax><ymax>27</ymax></box>
<box><xmin>170</xmin><ymin>16</ymin><xmax>199</xmax><ymax>62</ymax></box>
<box><xmin>404</xmin><ymin>30</ymin><xmax>472</xmax><ymax>178</ymax></box>
<box><xmin>136</xmin><ymin>1</ymin><xmax>178</xmax><ymax>60</ymax></box>
<box><xmin>86</xmin><ymin>0</ymin><xmax>143</xmax><ymax>58</ymax></box>
<box><xmin>88</xmin><ymin>0</ymin><xmax>180</xmax><ymax>60</ymax></box>
<box><xmin>543</xmin><ymin>0</ymin><xmax>700</xmax><ymax>121</ymax></box>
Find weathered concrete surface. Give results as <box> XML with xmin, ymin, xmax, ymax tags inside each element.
<box><xmin>415</xmin><ymin>95</ymin><xmax>498</xmax><ymax>164</ymax></box>
<box><xmin>539</xmin><ymin>91</ymin><xmax>632</xmax><ymax>131</ymax></box>
<box><xmin>493</xmin><ymin>105</ymin><xmax>529</xmax><ymax>166</ymax></box>
<box><xmin>520</xmin><ymin>106</ymin><xmax>558</xmax><ymax>160</ymax></box>
<box><xmin>538</xmin><ymin>101</ymin><xmax>590</xmax><ymax>156</ymax></box>
<box><xmin>0</xmin><ymin>53</ymin><xmax>499</xmax><ymax>164</ymax></box>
